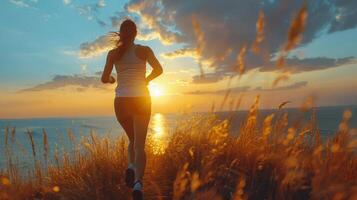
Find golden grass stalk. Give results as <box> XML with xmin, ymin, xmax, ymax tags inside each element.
<box><xmin>1</xmin><ymin>101</ymin><xmax>356</xmax><ymax>200</ymax></box>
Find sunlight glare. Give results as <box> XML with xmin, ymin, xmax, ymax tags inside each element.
<box><xmin>151</xmin><ymin>113</ymin><xmax>168</xmax><ymax>154</ymax></box>
<box><xmin>149</xmin><ymin>83</ymin><xmax>165</xmax><ymax>97</ymax></box>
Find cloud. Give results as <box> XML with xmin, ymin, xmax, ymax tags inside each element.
<box><xmin>97</xmin><ymin>0</ymin><xmax>105</xmax><ymax>7</ymax></box>
<box><xmin>328</xmin><ymin>1</ymin><xmax>357</xmax><ymax>33</ymax></box>
<box><xmin>125</xmin><ymin>1</ymin><xmax>180</xmax><ymax>44</ymax></box>
<box><xmin>186</xmin><ymin>81</ymin><xmax>308</xmax><ymax>95</ymax></box>
<box><xmin>77</xmin><ymin>0</ymin><xmax>181</xmax><ymax>59</ymax></box>
<box><xmin>189</xmin><ymin>55</ymin><xmax>355</xmax><ymax>84</ymax></box>
<box><xmin>259</xmin><ymin>56</ymin><xmax>356</xmax><ymax>73</ymax></box>
<box><xmin>64</xmin><ymin>1</ymin><xmax>108</xmax><ymax>26</ymax></box>
<box><xmin>255</xmin><ymin>81</ymin><xmax>308</xmax><ymax>91</ymax></box>
<box><xmin>9</xmin><ymin>0</ymin><xmax>37</xmax><ymax>8</ymax></box>
<box><xmin>123</xmin><ymin>0</ymin><xmax>357</xmax><ymax>82</ymax></box>
<box><xmin>20</xmin><ymin>74</ymin><xmax>109</xmax><ymax>92</ymax></box>
<box><xmin>161</xmin><ymin>48</ymin><xmax>198</xmax><ymax>59</ymax></box>
<box><xmin>79</xmin><ymin>35</ymin><xmax>114</xmax><ymax>58</ymax></box>
<box><xmin>110</xmin><ymin>13</ymin><xmax>165</xmax><ymax>41</ymax></box>
<box><xmin>63</xmin><ymin>0</ymin><xmax>71</xmax><ymax>5</ymax></box>
<box><xmin>186</xmin><ymin>86</ymin><xmax>249</xmax><ymax>95</ymax></box>
<box><xmin>191</xmin><ymin>73</ymin><xmax>225</xmax><ymax>84</ymax></box>
<box><xmin>10</xmin><ymin>0</ymin><xmax>29</xmax><ymax>7</ymax></box>
<box><xmin>80</xmin><ymin>64</ymin><xmax>87</xmax><ymax>73</ymax></box>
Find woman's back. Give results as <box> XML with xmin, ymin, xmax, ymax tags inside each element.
<box><xmin>114</xmin><ymin>44</ymin><xmax>149</xmax><ymax>97</ymax></box>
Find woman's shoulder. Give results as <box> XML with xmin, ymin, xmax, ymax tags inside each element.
<box><xmin>134</xmin><ymin>44</ymin><xmax>154</xmax><ymax>60</ymax></box>
<box><xmin>107</xmin><ymin>48</ymin><xmax>119</xmax><ymax>58</ymax></box>
<box><xmin>135</xmin><ymin>44</ymin><xmax>152</xmax><ymax>52</ymax></box>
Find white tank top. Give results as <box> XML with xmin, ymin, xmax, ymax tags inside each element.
<box><xmin>114</xmin><ymin>44</ymin><xmax>150</xmax><ymax>97</ymax></box>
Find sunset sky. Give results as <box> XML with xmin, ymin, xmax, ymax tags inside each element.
<box><xmin>1</xmin><ymin>0</ymin><xmax>357</xmax><ymax>119</ymax></box>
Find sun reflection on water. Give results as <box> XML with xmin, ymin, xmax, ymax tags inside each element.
<box><xmin>150</xmin><ymin>113</ymin><xmax>168</xmax><ymax>154</ymax></box>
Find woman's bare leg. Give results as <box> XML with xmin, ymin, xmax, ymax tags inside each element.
<box><xmin>118</xmin><ymin>118</ymin><xmax>135</xmax><ymax>166</ymax></box>
<box><xmin>114</xmin><ymin>98</ymin><xmax>135</xmax><ymax>166</ymax></box>
<box><xmin>133</xmin><ymin>114</ymin><xmax>150</xmax><ymax>181</ymax></box>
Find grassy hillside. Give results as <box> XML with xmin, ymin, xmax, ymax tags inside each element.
<box><xmin>1</xmin><ymin>98</ymin><xmax>357</xmax><ymax>200</ymax></box>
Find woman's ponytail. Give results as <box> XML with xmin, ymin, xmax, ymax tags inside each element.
<box><xmin>110</xmin><ymin>19</ymin><xmax>137</xmax><ymax>62</ymax></box>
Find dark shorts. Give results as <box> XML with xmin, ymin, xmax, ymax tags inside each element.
<box><xmin>114</xmin><ymin>96</ymin><xmax>151</xmax><ymax>121</ymax></box>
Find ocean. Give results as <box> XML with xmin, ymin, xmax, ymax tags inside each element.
<box><xmin>1</xmin><ymin>105</ymin><xmax>356</xmax><ymax>170</ymax></box>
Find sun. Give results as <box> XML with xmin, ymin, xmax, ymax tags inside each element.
<box><xmin>148</xmin><ymin>83</ymin><xmax>165</xmax><ymax>97</ymax></box>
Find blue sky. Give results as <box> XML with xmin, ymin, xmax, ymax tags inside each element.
<box><xmin>0</xmin><ymin>0</ymin><xmax>128</xmax><ymax>88</ymax></box>
<box><xmin>1</xmin><ymin>0</ymin><xmax>357</xmax><ymax>118</ymax></box>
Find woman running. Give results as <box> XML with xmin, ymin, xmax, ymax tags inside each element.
<box><xmin>101</xmin><ymin>19</ymin><xmax>163</xmax><ymax>200</ymax></box>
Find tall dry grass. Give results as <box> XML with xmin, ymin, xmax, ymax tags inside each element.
<box><xmin>1</xmin><ymin>99</ymin><xmax>357</xmax><ymax>200</ymax></box>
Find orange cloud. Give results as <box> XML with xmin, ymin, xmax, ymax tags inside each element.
<box><xmin>79</xmin><ymin>35</ymin><xmax>114</xmax><ymax>58</ymax></box>
<box><xmin>127</xmin><ymin>1</ymin><xmax>179</xmax><ymax>45</ymax></box>
<box><xmin>161</xmin><ymin>48</ymin><xmax>198</xmax><ymax>59</ymax></box>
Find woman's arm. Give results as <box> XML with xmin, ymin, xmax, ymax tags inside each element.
<box><xmin>145</xmin><ymin>47</ymin><xmax>163</xmax><ymax>84</ymax></box>
<box><xmin>101</xmin><ymin>50</ymin><xmax>116</xmax><ymax>84</ymax></box>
